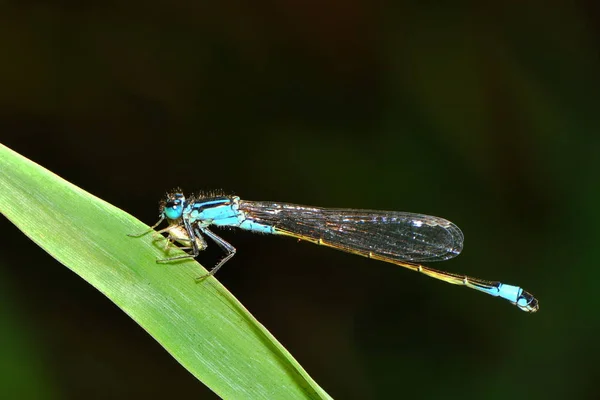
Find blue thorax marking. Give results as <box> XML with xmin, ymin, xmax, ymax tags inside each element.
<box><xmin>180</xmin><ymin>196</ymin><xmax>274</xmax><ymax>233</ymax></box>
<box><xmin>186</xmin><ymin>196</ymin><xmax>243</xmax><ymax>227</ymax></box>
<box><xmin>191</xmin><ymin>197</ymin><xmax>232</xmax><ymax>209</ymax></box>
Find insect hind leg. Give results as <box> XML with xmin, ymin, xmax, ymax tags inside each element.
<box><xmin>194</xmin><ymin>227</ymin><xmax>236</xmax><ymax>281</ymax></box>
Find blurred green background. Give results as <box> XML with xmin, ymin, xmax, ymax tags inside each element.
<box><xmin>1</xmin><ymin>1</ymin><xmax>598</xmax><ymax>399</ymax></box>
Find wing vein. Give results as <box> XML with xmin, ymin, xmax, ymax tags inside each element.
<box><xmin>239</xmin><ymin>201</ymin><xmax>463</xmax><ymax>262</ymax></box>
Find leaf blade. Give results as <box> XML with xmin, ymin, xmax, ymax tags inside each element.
<box><xmin>0</xmin><ymin>143</ymin><xmax>332</xmax><ymax>400</ymax></box>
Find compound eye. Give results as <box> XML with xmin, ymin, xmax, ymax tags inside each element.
<box><xmin>164</xmin><ymin>199</ymin><xmax>183</xmax><ymax>219</ymax></box>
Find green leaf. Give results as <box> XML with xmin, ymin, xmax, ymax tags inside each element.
<box><xmin>0</xmin><ymin>143</ymin><xmax>332</xmax><ymax>400</ymax></box>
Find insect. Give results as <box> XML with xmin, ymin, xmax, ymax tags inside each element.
<box><xmin>131</xmin><ymin>191</ymin><xmax>539</xmax><ymax>312</ymax></box>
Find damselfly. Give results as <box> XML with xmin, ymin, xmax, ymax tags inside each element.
<box><xmin>130</xmin><ymin>191</ymin><xmax>538</xmax><ymax>312</ymax></box>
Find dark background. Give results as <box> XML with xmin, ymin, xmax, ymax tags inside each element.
<box><xmin>1</xmin><ymin>1</ymin><xmax>599</xmax><ymax>399</ymax></box>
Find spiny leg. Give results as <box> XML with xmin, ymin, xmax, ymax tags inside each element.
<box><xmin>195</xmin><ymin>227</ymin><xmax>236</xmax><ymax>282</ymax></box>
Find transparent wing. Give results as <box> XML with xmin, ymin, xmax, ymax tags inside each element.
<box><xmin>239</xmin><ymin>201</ymin><xmax>463</xmax><ymax>262</ymax></box>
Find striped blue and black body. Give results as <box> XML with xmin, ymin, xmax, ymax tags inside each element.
<box><xmin>131</xmin><ymin>192</ymin><xmax>539</xmax><ymax>312</ymax></box>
